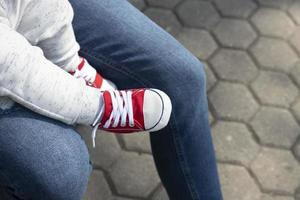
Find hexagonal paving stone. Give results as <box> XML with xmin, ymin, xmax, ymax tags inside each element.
<box><xmin>292</xmin><ymin>98</ymin><xmax>300</xmax><ymax>122</ymax></box>
<box><xmin>152</xmin><ymin>186</ymin><xmax>169</xmax><ymax>200</ymax></box>
<box><xmin>146</xmin><ymin>0</ymin><xmax>181</xmax><ymax>9</ymax></box>
<box><xmin>213</xmin><ymin>19</ymin><xmax>257</xmax><ymax>49</ymax></box>
<box><xmin>76</xmin><ymin>125</ymin><xmax>122</xmax><ymax>170</ymax></box>
<box><xmin>203</xmin><ymin>62</ymin><xmax>217</xmax><ymax>91</ymax></box>
<box><xmin>250</xmin><ymin>37</ymin><xmax>298</xmax><ymax>72</ymax></box>
<box><xmin>109</xmin><ymin>152</ymin><xmax>160</xmax><ymax>198</ymax></box>
<box><xmin>177</xmin><ymin>28</ymin><xmax>218</xmax><ymax>60</ymax></box>
<box><xmin>176</xmin><ymin>0</ymin><xmax>220</xmax><ymax>30</ymax></box>
<box><xmin>251</xmin><ymin>8</ymin><xmax>295</xmax><ymax>39</ymax></box>
<box><xmin>296</xmin><ymin>187</ymin><xmax>300</xmax><ymax>200</ymax></box>
<box><xmin>113</xmin><ymin>197</ymin><xmax>137</xmax><ymax>200</ymax></box>
<box><xmin>214</xmin><ymin>0</ymin><xmax>257</xmax><ymax>18</ymax></box>
<box><xmin>128</xmin><ymin>0</ymin><xmax>146</xmax><ymax>10</ymax></box>
<box><xmin>258</xmin><ymin>0</ymin><xmax>293</xmax><ymax>10</ymax></box>
<box><xmin>218</xmin><ymin>164</ymin><xmax>261</xmax><ymax>200</ymax></box>
<box><xmin>83</xmin><ymin>170</ymin><xmax>113</xmax><ymax>200</ymax></box>
<box><xmin>212</xmin><ymin>121</ymin><xmax>260</xmax><ymax>166</ymax></box>
<box><xmin>290</xmin><ymin>62</ymin><xmax>300</xmax><ymax>88</ymax></box>
<box><xmin>260</xmin><ymin>194</ymin><xmax>294</xmax><ymax>200</ymax></box>
<box><xmin>210</xmin><ymin>49</ymin><xmax>258</xmax><ymax>83</ymax></box>
<box><xmin>289</xmin><ymin>1</ymin><xmax>300</xmax><ymax>25</ymax></box>
<box><xmin>289</xmin><ymin>27</ymin><xmax>300</xmax><ymax>56</ymax></box>
<box><xmin>293</xmin><ymin>139</ymin><xmax>300</xmax><ymax>161</ymax></box>
<box><xmin>118</xmin><ymin>133</ymin><xmax>152</xmax><ymax>154</ymax></box>
<box><xmin>209</xmin><ymin>82</ymin><xmax>259</xmax><ymax>122</ymax></box>
<box><xmin>251</xmin><ymin>147</ymin><xmax>300</xmax><ymax>194</ymax></box>
<box><xmin>250</xmin><ymin>107</ymin><xmax>300</xmax><ymax>148</ymax></box>
<box><xmin>209</xmin><ymin>111</ymin><xmax>214</xmax><ymax>125</ymax></box>
<box><xmin>144</xmin><ymin>8</ymin><xmax>182</xmax><ymax>36</ymax></box>
<box><xmin>251</xmin><ymin>71</ymin><xmax>298</xmax><ymax>107</ymax></box>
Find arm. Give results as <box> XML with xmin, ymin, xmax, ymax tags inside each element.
<box><xmin>15</xmin><ymin>0</ymin><xmax>81</xmax><ymax>72</ymax></box>
<box><xmin>0</xmin><ymin>22</ymin><xmax>101</xmax><ymax>125</ymax></box>
<box><xmin>15</xmin><ymin>0</ymin><xmax>117</xmax><ymax>91</ymax></box>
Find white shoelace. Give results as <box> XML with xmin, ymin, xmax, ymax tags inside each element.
<box><xmin>91</xmin><ymin>90</ymin><xmax>134</xmax><ymax>148</ymax></box>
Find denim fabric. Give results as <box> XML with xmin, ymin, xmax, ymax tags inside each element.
<box><xmin>0</xmin><ymin>0</ymin><xmax>223</xmax><ymax>199</ymax></box>
<box><xmin>0</xmin><ymin>103</ymin><xmax>93</xmax><ymax>200</ymax></box>
<box><xmin>70</xmin><ymin>0</ymin><xmax>223</xmax><ymax>199</ymax></box>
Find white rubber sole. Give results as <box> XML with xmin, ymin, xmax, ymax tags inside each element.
<box><xmin>144</xmin><ymin>88</ymin><xmax>172</xmax><ymax>132</ymax></box>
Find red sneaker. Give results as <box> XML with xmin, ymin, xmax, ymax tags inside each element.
<box><xmin>69</xmin><ymin>57</ymin><xmax>116</xmax><ymax>90</ymax></box>
<box><xmin>90</xmin><ymin>88</ymin><xmax>172</xmax><ymax>147</ymax></box>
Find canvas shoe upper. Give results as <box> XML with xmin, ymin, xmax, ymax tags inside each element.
<box><xmin>90</xmin><ymin>88</ymin><xmax>172</xmax><ymax>147</ymax></box>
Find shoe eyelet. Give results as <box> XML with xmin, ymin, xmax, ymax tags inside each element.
<box><xmin>129</xmin><ymin>123</ymin><xmax>135</xmax><ymax>127</ymax></box>
<box><xmin>120</xmin><ymin>123</ymin><xmax>126</xmax><ymax>127</ymax></box>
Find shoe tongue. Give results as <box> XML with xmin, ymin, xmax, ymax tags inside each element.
<box><xmin>100</xmin><ymin>91</ymin><xmax>113</xmax><ymax>124</ymax></box>
<box><xmin>100</xmin><ymin>90</ymin><xmax>145</xmax><ymax>129</ymax></box>
<box><xmin>131</xmin><ymin>89</ymin><xmax>145</xmax><ymax>129</ymax></box>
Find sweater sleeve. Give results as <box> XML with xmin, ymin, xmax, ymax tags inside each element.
<box><xmin>15</xmin><ymin>0</ymin><xmax>81</xmax><ymax>72</ymax></box>
<box><xmin>0</xmin><ymin>22</ymin><xmax>101</xmax><ymax>125</ymax></box>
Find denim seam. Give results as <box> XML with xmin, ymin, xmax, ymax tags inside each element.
<box><xmin>78</xmin><ymin>48</ymin><xmax>201</xmax><ymax>200</ymax></box>
<box><xmin>169</xmin><ymin>113</ymin><xmax>200</xmax><ymax>200</ymax></box>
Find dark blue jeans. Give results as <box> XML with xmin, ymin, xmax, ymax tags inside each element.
<box><xmin>0</xmin><ymin>0</ymin><xmax>223</xmax><ymax>199</ymax></box>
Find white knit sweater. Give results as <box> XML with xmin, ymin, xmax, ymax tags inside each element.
<box><xmin>0</xmin><ymin>0</ymin><xmax>101</xmax><ymax>125</ymax></box>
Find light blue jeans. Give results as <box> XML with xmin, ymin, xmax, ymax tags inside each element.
<box><xmin>0</xmin><ymin>0</ymin><xmax>223</xmax><ymax>199</ymax></box>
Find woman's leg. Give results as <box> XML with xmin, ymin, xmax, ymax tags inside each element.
<box><xmin>0</xmin><ymin>103</ymin><xmax>92</xmax><ymax>200</ymax></box>
<box><xmin>69</xmin><ymin>0</ymin><xmax>223</xmax><ymax>199</ymax></box>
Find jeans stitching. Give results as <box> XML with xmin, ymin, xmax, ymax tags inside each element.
<box><xmin>169</xmin><ymin>113</ymin><xmax>200</xmax><ymax>200</ymax></box>
<box><xmin>78</xmin><ymin>47</ymin><xmax>201</xmax><ymax>200</ymax></box>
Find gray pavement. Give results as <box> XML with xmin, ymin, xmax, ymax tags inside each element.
<box><xmin>76</xmin><ymin>0</ymin><xmax>300</xmax><ymax>199</ymax></box>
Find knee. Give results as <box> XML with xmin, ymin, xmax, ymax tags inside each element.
<box><xmin>15</xmin><ymin>129</ymin><xmax>92</xmax><ymax>200</ymax></box>
<box><xmin>37</xmin><ymin>132</ymin><xmax>92</xmax><ymax>200</ymax></box>
<box><xmin>159</xmin><ymin>53</ymin><xmax>207</xmax><ymax>97</ymax></box>
<box><xmin>183</xmin><ymin>58</ymin><xmax>206</xmax><ymax>92</ymax></box>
